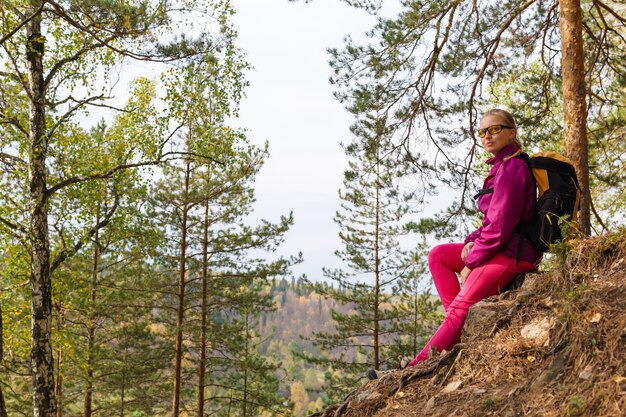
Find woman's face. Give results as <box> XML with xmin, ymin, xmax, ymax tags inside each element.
<box><xmin>479</xmin><ymin>114</ymin><xmax>517</xmax><ymax>156</ymax></box>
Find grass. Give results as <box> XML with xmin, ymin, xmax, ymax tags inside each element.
<box><xmin>565</xmin><ymin>395</ymin><xmax>585</xmax><ymax>416</ymax></box>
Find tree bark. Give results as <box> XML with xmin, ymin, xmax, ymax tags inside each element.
<box><xmin>84</xmin><ymin>223</ymin><xmax>100</xmax><ymax>417</ymax></box>
<box><xmin>373</xmin><ymin>160</ymin><xmax>380</xmax><ymax>370</ymax></box>
<box><xmin>54</xmin><ymin>349</ymin><xmax>62</xmax><ymax>417</ymax></box>
<box><xmin>0</xmin><ymin>304</ymin><xmax>8</xmax><ymax>417</ymax></box>
<box><xmin>54</xmin><ymin>302</ymin><xmax>64</xmax><ymax>417</ymax></box>
<box><xmin>559</xmin><ymin>0</ymin><xmax>591</xmax><ymax>234</ymax></box>
<box><xmin>119</xmin><ymin>366</ymin><xmax>126</xmax><ymax>417</ymax></box>
<box><xmin>26</xmin><ymin>5</ymin><xmax>56</xmax><ymax>416</ymax></box>
<box><xmin>242</xmin><ymin>312</ymin><xmax>249</xmax><ymax>417</ymax></box>
<box><xmin>172</xmin><ymin>161</ymin><xmax>191</xmax><ymax>417</ymax></box>
<box><xmin>197</xmin><ymin>200</ymin><xmax>209</xmax><ymax>417</ymax></box>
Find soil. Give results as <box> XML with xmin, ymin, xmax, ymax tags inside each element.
<box><xmin>308</xmin><ymin>232</ymin><xmax>626</xmax><ymax>417</ymax></box>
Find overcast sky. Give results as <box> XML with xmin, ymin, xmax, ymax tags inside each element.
<box><xmin>231</xmin><ymin>0</ymin><xmax>404</xmax><ymax>281</ymax></box>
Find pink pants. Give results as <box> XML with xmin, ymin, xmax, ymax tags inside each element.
<box><xmin>409</xmin><ymin>243</ymin><xmax>536</xmax><ymax>366</ymax></box>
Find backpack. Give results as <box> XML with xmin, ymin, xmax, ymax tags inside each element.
<box><xmin>517</xmin><ymin>151</ymin><xmax>582</xmax><ymax>252</ymax></box>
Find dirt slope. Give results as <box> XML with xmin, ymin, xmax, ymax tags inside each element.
<box><xmin>309</xmin><ymin>233</ymin><xmax>626</xmax><ymax>417</ymax></box>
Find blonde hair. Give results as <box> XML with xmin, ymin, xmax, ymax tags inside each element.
<box><xmin>481</xmin><ymin>109</ymin><xmax>523</xmax><ymax>156</ymax></box>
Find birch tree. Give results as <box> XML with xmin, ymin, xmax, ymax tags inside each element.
<box><xmin>0</xmin><ymin>1</ymin><xmax>239</xmax><ymax>415</ymax></box>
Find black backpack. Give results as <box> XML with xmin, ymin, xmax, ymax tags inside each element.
<box><xmin>473</xmin><ymin>151</ymin><xmax>582</xmax><ymax>253</ymax></box>
<box><xmin>517</xmin><ymin>151</ymin><xmax>582</xmax><ymax>252</ymax></box>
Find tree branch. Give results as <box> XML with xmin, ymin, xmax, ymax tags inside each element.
<box><xmin>46</xmin><ymin>0</ymin><xmax>209</xmax><ymax>63</ymax></box>
<box><xmin>49</xmin><ymin>192</ymin><xmax>120</xmax><ymax>273</ymax></box>
<box><xmin>0</xmin><ymin>115</ymin><xmax>28</xmax><ymax>136</ymax></box>
<box><xmin>46</xmin><ymin>151</ymin><xmax>224</xmax><ymax>197</ymax></box>
<box><xmin>589</xmin><ymin>193</ymin><xmax>608</xmax><ymax>233</ymax></box>
<box><xmin>0</xmin><ymin>151</ymin><xmax>27</xmax><ymax>170</ymax></box>
<box><xmin>1</xmin><ymin>44</ymin><xmax>30</xmax><ymax>99</ymax></box>
<box><xmin>0</xmin><ymin>214</ymin><xmax>28</xmax><ymax>236</ymax></box>
<box><xmin>46</xmin><ymin>94</ymin><xmax>105</xmax><ymax>139</ymax></box>
<box><xmin>0</xmin><ymin>2</ymin><xmax>45</xmax><ymax>46</ymax></box>
<box><xmin>47</xmin><ymin>159</ymin><xmax>164</xmax><ymax>197</ymax></box>
<box><xmin>592</xmin><ymin>0</ymin><xmax>626</xmax><ymax>25</ymax></box>
<box><xmin>0</xmin><ymin>70</ymin><xmax>24</xmax><ymax>83</ymax></box>
<box><xmin>43</xmin><ymin>34</ymin><xmax>119</xmax><ymax>91</ymax></box>
<box><xmin>0</xmin><ymin>216</ymin><xmax>30</xmax><ymax>251</ymax></box>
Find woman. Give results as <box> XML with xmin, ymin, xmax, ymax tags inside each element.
<box><xmin>368</xmin><ymin>109</ymin><xmax>542</xmax><ymax>379</ymax></box>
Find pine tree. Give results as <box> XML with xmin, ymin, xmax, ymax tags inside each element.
<box><xmin>325</xmin><ymin>0</ymin><xmax>625</xmax><ymax>235</ymax></box>
<box><xmin>186</xmin><ymin>147</ymin><xmax>297</xmax><ymax>416</ymax></box>
<box><xmin>211</xmin><ymin>287</ymin><xmax>284</xmax><ymax>417</ymax></box>
<box><xmin>0</xmin><ymin>303</ymin><xmax>6</xmax><ymax>417</ymax></box>
<box><xmin>303</xmin><ymin>117</ymin><xmax>420</xmax><ymax>399</ymax></box>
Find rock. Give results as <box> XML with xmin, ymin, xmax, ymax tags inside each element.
<box><xmin>520</xmin><ymin>316</ymin><xmax>555</xmax><ymax>347</ymax></box>
<box><xmin>530</xmin><ymin>351</ymin><xmax>567</xmax><ymax>390</ymax></box>
<box><xmin>441</xmin><ymin>379</ymin><xmax>462</xmax><ymax>393</ymax></box>
<box><xmin>356</xmin><ymin>389</ymin><xmax>375</xmax><ymax>401</ymax></box>
<box><xmin>464</xmin><ymin>298</ymin><xmax>513</xmax><ymax>343</ymax></box>
<box><xmin>425</xmin><ymin>396</ymin><xmax>436</xmax><ymax>410</ymax></box>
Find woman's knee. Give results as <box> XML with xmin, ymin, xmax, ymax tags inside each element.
<box><xmin>428</xmin><ymin>243</ymin><xmax>460</xmax><ymax>267</ymax></box>
<box><xmin>427</xmin><ymin>244</ymin><xmax>446</xmax><ymax>266</ymax></box>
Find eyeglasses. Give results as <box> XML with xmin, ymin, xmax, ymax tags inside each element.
<box><xmin>478</xmin><ymin>125</ymin><xmax>514</xmax><ymax>138</ymax></box>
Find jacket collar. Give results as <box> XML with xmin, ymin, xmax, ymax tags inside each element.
<box><xmin>486</xmin><ymin>143</ymin><xmax>520</xmax><ymax>165</ymax></box>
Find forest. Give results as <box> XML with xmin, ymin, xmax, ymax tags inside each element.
<box><xmin>0</xmin><ymin>1</ymin><xmax>624</xmax><ymax>417</ymax></box>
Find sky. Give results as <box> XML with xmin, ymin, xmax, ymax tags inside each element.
<box><xmin>230</xmin><ymin>0</ymin><xmax>403</xmax><ymax>281</ymax></box>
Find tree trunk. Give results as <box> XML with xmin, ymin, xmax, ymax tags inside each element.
<box><xmin>54</xmin><ymin>304</ymin><xmax>64</xmax><ymax>417</ymax></box>
<box><xmin>0</xmin><ymin>386</ymin><xmax>6</xmax><ymax>417</ymax></box>
<box><xmin>84</xmin><ymin>224</ymin><xmax>100</xmax><ymax>417</ymax></box>
<box><xmin>412</xmin><ymin>265</ymin><xmax>419</xmax><ymax>358</ymax></box>
<box><xmin>172</xmin><ymin>161</ymin><xmax>191</xmax><ymax>417</ymax></box>
<box><xmin>0</xmin><ymin>304</ymin><xmax>8</xmax><ymax>417</ymax></box>
<box><xmin>242</xmin><ymin>312</ymin><xmax>249</xmax><ymax>417</ymax></box>
<box><xmin>27</xmin><ymin>5</ymin><xmax>56</xmax><ymax>416</ymax></box>
<box><xmin>119</xmin><ymin>367</ymin><xmax>126</xmax><ymax>417</ymax></box>
<box><xmin>197</xmin><ymin>201</ymin><xmax>209</xmax><ymax>417</ymax></box>
<box><xmin>373</xmin><ymin>167</ymin><xmax>380</xmax><ymax>370</ymax></box>
<box><xmin>559</xmin><ymin>0</ymin><xmax>591</xmax><ymax>234</ymax></box>
<box><xmin>55</xmin><ymin>349</ymin><xmax>63</xmax><ymax>417</ymax></box>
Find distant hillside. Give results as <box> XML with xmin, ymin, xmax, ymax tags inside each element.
<box><xmin>257</xmin><ymin>279</ymin><xmax>360</xmax><ymax>414</ymax></box>
<box><xmin>307</xmin><ymin>231</ymin><xmax>626</xmax><ymax>417</ymax></box>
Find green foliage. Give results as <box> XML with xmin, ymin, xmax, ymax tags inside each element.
<box><xmin>388</xmin><ymin>244</ymin><xmax>442</xmax><ymax>361</ymax></box>
<box><xmin>481</xmin><ymin>395</ymin><xmax>505</xmax><ymax>412</ymax></box>
<box><xmin>300</xmin><ymin>118</ymin><xmax>442</xmax><ymax>400</ymax></box>
<box><xmin>1</xmin><ymin>1</ymin><xmax>298</xmax><ymax>416</ymax></box>
<box><xmin>328</xmin><ymin>0</ymin><xmax>626</xmax><ymax>234</ymax></box>
<box><xmin>565</xmin><ymin>395</ymin><xmax>586</xmax><ymax>417</ymax></box>
<box><xmin>145</xmin><ymin>45</ymin><xmax>297</xmax><ymax>415</ymax></box>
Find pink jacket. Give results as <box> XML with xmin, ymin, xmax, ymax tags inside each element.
<box><xmin>464</xmin><ymin>144</ymin><xmax>543</xmax><ymax>269</ymax></box>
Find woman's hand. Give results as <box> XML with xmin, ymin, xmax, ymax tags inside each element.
<box><xmin>461</xmin><ymin>242</ymin><xmax>474</xmax><ymax>262</ymax></box>
<box><xmin>460</xmin><ymin>266</ymin><xmax>472</xmax><ymax>283</ymax></box>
